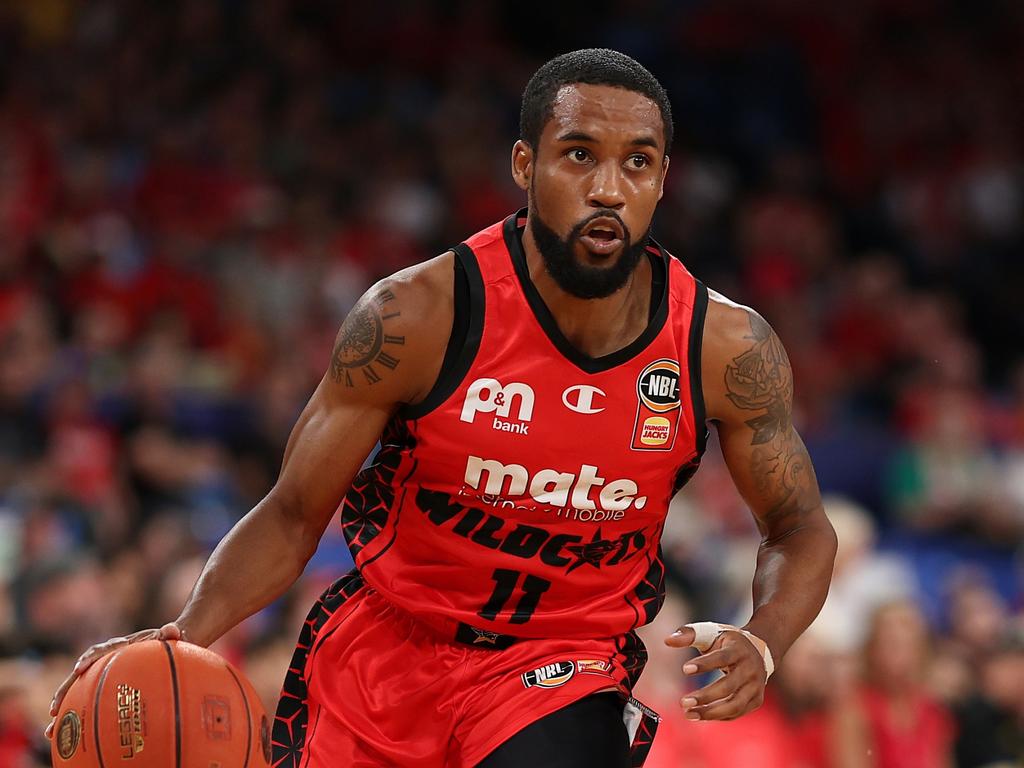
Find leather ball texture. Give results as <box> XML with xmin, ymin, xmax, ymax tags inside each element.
<box><xmin>52</xmin><ymin>639</ymin><xmax>271</xmax><ymax>768</ymax></box>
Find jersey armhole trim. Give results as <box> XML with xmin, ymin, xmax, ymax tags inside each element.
<box><xmin>401</xmin><ymin>243</ymin><xmax>485</xmax><ymax>420</ymax></box>
<box><xmin>688</xmin><ymin>280</ymin><xmax>709</xmax><ymax>457</ymax></box>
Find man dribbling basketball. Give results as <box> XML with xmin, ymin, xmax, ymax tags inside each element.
<box><xmin>50</xmin><ymin>49</ymin><xmax>837</xmax><ymax>767</ymax></box>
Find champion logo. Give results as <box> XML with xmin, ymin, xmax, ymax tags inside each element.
<box><xmin>562</xmin><ymin>385</ymin><xmax>606</xmax><ymax>414</ymax></box>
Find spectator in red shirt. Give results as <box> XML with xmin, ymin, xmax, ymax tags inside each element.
<box><xmin>858</xmin><ymin>600</ymin><xmax>955</xmax><ymax>768</ymax></box>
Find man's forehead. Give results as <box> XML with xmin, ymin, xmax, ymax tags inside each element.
<box><xmin>547</xmin><ymin>83</ymin><xmax>664</xmax><ymax>144</ymax></box>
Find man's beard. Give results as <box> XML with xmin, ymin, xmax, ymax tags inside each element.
<box><xmin>530</xmin><ymin>207</ymin><xmax>649</xmax><ymax>300</ymax></box>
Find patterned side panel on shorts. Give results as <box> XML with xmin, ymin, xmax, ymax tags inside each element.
<box><xmin>627</xmin><ymin>708</ymin><xmax>659</xmax><ymax>768</ymax></box>
<box><xmin>615</xmin><ymin>631</ymin><xmax>649</xmax><ymax>690</ymax></box>
<box><xmin>339</xmin><ymin>420</ymin><xmax>411</xmax><ymax>557</ymax></box>
<box><xmin>272</xmin><ymin>570</ymin><xmax>365</xmax><ymax>768</ymax></box>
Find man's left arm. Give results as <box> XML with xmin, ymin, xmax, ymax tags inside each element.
<box><xmin>666</xmin><ymin>292</ymin><xmax>837</xmax><ymax>721</ymax></box>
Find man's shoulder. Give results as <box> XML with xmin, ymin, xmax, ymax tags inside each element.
<box><xmin>700</xmin><ymin>288</ymin><xmax>790</xmax><ymax>422</ymax></box>
<box><xmin>370</xmin><ymin>250</ymin><xmax>459</xmax><ymax>343</ymax></box>
<box><xmin>383</xmin><ymin>250</ymin><xmax>456</xmax><ymax>310</ymax></box>
<box><xmin>702</xmin><ymin>287</ymin><xmax>769</xmax><ymax>356</ymax></box>
<box><xmin>326</xmin><ymin>252</ymin><xmax>456</xmax><ymax>404</ymax></box>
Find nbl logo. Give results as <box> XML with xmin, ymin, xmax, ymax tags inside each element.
<box><xmin>631</xmin><ymin>359</ymin><xmax>682</xmax><ymax>451</ymax></box>
<box><xmin>638</xmin><ymin>362</ymin><xmax>680</xmax><ymax>411</ymax></box>
<box><xmin>461</xmin><ymin>378</ymin><xmax>535</xmax><ymax>435</ymax></box>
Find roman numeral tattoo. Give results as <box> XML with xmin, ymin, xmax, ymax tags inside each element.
<box><xmin>329</xmin><ymin>286</ymin><xmax>404</xmax><ymax>387</ymax></box>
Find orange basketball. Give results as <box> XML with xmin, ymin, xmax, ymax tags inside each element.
<box><xmin>52</xmin><ymin>640</ymin><xmax>272</xmax><ymax>768</ymax></box>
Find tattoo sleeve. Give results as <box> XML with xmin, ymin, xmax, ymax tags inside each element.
<box><xmin>719</xmin><ymin>312</ymin><xmax>834</xmax><ymax>663</ymax></box>
<box><xmin>724</xmin><ymin>314</ymin><xmax>816</xmax><ymax>535</ymax></box>
<box><xmin>330</xmin><ymin>288</ymin><xmax>406</xmax><ymax>387</ymax></box>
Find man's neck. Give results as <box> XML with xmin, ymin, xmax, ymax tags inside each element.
<box><xmin>521</xmin><ymin>219</ymin><xmax>654</xmax><ymax>359</ymax></box>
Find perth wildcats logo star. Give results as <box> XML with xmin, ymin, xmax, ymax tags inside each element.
<box><xmin>631</xmin><ymin>359</ymin><xmax>682</xmax><ymax>451</ymax></box>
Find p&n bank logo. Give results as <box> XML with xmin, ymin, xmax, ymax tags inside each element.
<box><xmin>461</xmin><ymin>378</ymin><xmax>535</xmax><ymax>435</ymax></box>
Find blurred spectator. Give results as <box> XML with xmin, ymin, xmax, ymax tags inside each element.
<box><xmin>811</xmin><ymin>494</ymin><xmax>918</xmax><ymax>654</ymax></box>
<box><xmin>857</xmin><ymin>600</ymin><xmax>955</xmax><ymax>768</ymax></box>
<box><xmin>953</xmin><ymin>630</ymin><xmax>1024</xmax><ymax>767</ymax></box>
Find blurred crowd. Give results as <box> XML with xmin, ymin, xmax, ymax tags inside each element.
<box><xmin>0</xmin><ymin>0</ymin><xmax>1022</xmax><ymax>766</ymax></box>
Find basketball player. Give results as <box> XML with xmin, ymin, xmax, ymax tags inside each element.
<box><xmin>49</xmin><ymin>49</ymin><xmax>837</xmax><ymax>767</ymax></box>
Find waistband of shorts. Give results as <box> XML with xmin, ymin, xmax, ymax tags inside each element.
<box><xmin>452</xmin><ymin>622</ymin><xmax>523</xmax><ymax>650</ymax></box>
<box><xmin>362</xmin><ymin>578</ymin><xmax>525</xmax><ymax>651</ymax></box>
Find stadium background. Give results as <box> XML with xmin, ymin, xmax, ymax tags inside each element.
<box><xmin>0</xmin><ymin>0</ymin><xmax>1022</xmax><ymax>765</ymax></box>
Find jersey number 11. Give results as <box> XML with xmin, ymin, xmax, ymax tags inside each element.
<box><xmin>479</xmin><ymin>568</ymin><xmax>552</xmax><ymax>625</ymax></box>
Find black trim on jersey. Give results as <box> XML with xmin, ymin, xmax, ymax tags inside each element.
<box><xmin>402</xmin><ymin>244</ymin><xmax>485</xmax><ymax>419</ymax></box>
<box><xmin>688</xmin><ymin>280</ymin><xmax>709</xmax><ymax>457</ymax></box>
<box><xmin>648</xmin><ymin>250</ymin><xmax>665</xmax><ymax>324</ymax></box>
<box><xmin>504</xmin><ymin>211</ymin><xmax>670</xmax><ymax>374</ymax></box>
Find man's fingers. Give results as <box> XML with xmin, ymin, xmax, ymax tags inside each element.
<box><xmin>681</xmin><ymin>672</ymin><xmax>742</xmax><ymax>711</ymax></box>
<box><xmin>44</xmin><ymin>720</ymin><xmax>54</xmax><ymax>739</ymax></box>
<box><xmin>689</xmin><ymin>686</ymin><xmax>763</xmax><ymax>721</ymax></box>
<box><xmin>158</xmin><ymin>622</ymin><xmax>182</xmax><ymax>641</ymax></box>
<box><xmin>664</xmin><ymin>625</ymin><xmax>696</xmax><ymax>648</ymax></box>
<box><xmin>688</xmin><ymin>694</ymin><xmax>748</xmax><ymax>721</ymax></box>
<box><xmin>79</xmin><ymin>636</ymin><xmax>128</xmax><ymax>670</ymax></box>
<box><xmin>49</xmin><ymin>672</ymin><xmax>79</xmax><ymax>716</ymax></box>
<box><xmin>50</xmin><ymin>627</ymin><xmax>177</xmax><ymax>727</ymax></box>
<box><xmin>50</xmin><ymin>634</ymin><xmax>140</xmax><ymax>716</ymax></box>
<box><xmin>680</xmin><ymin>646</ymin><xmax>738</xmax><ymax>675</ymax></box>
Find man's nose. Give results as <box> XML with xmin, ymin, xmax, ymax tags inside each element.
<box><xmin>587</xmin><ymin>161</ymin><xmax>626</xmax><ymax>209</ymax></box>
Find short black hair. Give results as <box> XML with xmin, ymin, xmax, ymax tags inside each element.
<box><xmin>520</xmin><ymin>48</ymin><xmax>673</xmax><ymax>154</ymax></box>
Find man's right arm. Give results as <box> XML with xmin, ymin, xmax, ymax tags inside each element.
<box><xmin>179</xmin><ymin>255</ymin><xmax>457</xmax><ymax>643</ymax></box>
<box><xmin>47</xmin><ymin>253</ymin><xmax>455</xmax><ymax>730</ymax></box>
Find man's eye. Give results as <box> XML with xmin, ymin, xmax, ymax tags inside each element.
<box><xmin>568</xmin><ymin>149</ymin><xmax>591</xmax><ymax>163</ymax></box>
<box><xmin>628</xmin><ymin>155</ymin><xmax>650</xmax><ymax>169</ymax></box>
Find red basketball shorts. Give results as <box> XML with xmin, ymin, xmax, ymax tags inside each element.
<box><xmin>271</xmin><ymin>571</ymin><xmax>659</xmax><ymax>767</ymax></box>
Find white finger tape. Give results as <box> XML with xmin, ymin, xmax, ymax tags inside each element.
<box><xmin>686</xmin><ymin>621</ymin><xmax>728</xmax><ymax>652</ymax></box>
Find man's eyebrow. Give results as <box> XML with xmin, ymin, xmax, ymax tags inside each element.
<box><xmin>555</xmin><ymin>130</ymin><xmax>596</xmax><ymax>143</ymax></box>
<box><xmin>630</xmin><ymin>135</ymin><xmax>661</xmax><ymax>150</ymax></box>
<box><xmin>554</xmin><ymin>130</ymin><xmax>661</xmax><ymax>151</ymax></box>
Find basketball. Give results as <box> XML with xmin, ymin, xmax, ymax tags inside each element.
<box><xmin>51</xmin><ymin>640</ymin><xmax>271</xmax><ymax>768</ymax></box>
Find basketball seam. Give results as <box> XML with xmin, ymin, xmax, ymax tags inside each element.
<box><xmin>225</xmin><ymin>665</ymin><xmax>253</xmax><ymax>768</ymax></box>
<box><xmin>161</xmin><ymin>641</ymin><xmax>182</xmax><ymax>768</ymax></box>
<box><xmin>92</xmin><ymin>654</ymin><xmax>119</xmax><ymax>768</ymax></box>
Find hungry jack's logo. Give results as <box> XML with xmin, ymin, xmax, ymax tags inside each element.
<box><xmin>631</xmin><ymin>359</ymin><xmax>681</xmax><ymax>451</ymax></box>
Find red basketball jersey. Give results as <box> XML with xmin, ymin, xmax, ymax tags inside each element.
<box><xmin>339</xmin><ymin>210</ymin><xmax>708</xmax><ymax>640</ymax></box>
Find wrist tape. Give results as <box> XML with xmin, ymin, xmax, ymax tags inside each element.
<box><xmin>684</xmin><ymin>622</ymin><xmax>775</xmax><ymax>679</ymax></box>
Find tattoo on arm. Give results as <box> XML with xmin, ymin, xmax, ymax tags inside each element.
<box><xmin>724</xmin><ymin>314</ymin><xmax>792</xmax><ymax>444</ymax></box>
<box><xmin>330</xmin><ymin>288</ymin><xmax>406</xmax><ymax>387</ymax></box>
<box><xmin>724</xmin><ymin>313</ymin><xmax>816</xmax><ymax>530</ymax></box>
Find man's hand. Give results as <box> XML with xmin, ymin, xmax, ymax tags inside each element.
<box><xmin>44</xmin><ymin>622</ymin><xmax>184</xmax><ymax>739</ymax></box>
<box><xmin>664</xmin><ymin>625</ymin><xmax>767</xmax><ymax>721</ymax></box>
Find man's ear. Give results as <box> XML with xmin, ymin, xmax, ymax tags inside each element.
<box><xmin>511</xmin><ymin>139</ymin><xmax>533</xmax><ymax>192</ymax></box>
<box><xmin>658</xmin><ymin>154</ymin><xmax>670</xmax><ymax>201</ymax></box>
